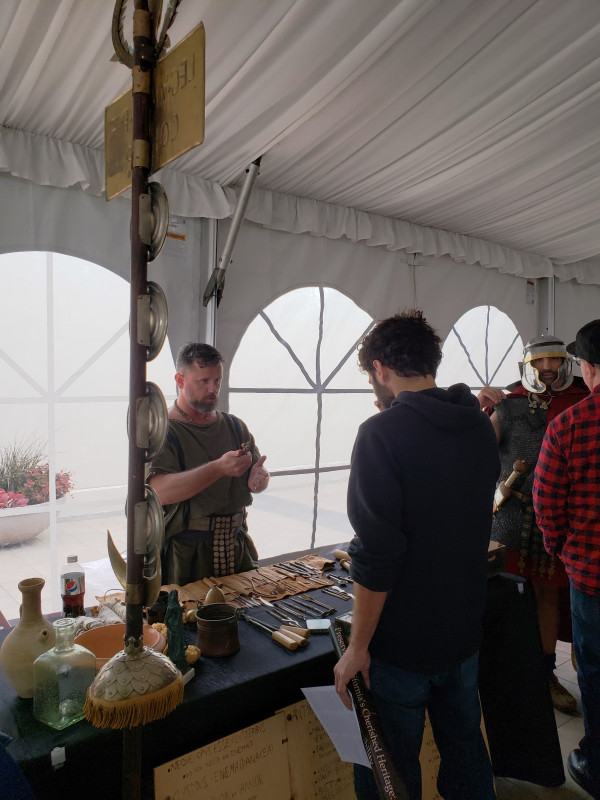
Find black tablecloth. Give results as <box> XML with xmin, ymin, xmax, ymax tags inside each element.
<box><xmin>0</xmin><ymin>553</ymin><xmax>565</xmax><ymax>798</ymax></box>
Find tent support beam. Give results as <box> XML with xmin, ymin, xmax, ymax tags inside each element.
<box><xmin>202</xmin><ymin>156</ymin><xmax>262</xmax><ymax>307</ymax></box>
<box><xmin>538</xmin><ymin>277</ymin><xmax>555</xmax><ymax>336</ymax></box>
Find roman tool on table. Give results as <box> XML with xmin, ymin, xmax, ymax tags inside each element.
<box><xmin>334</xmin><ymin>549</ymin><xmax>351</xmax><ymax>571</ymax></box>
<box><xmin>322</xmin><ymin>585</ymin><xmax>353</xmax><ymax>601</ymax></box>
<box><xmin>239</xmin><ymin>614</ymin><xmax>300</xmax><ymax>650</ymax></box>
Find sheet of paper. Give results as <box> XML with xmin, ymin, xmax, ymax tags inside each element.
<box><xmin>302</xmin><ymin>685</ymin><xmax>370</xmax><ymax>768</ymax></box>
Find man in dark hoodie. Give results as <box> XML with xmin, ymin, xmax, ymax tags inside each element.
<box><xmin>334</xmin><ymin>310</ymin><xmax>500</xmax><ymax>800</ymax></box>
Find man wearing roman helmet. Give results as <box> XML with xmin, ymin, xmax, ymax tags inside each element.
<box><xmin>478</xmin><ymin>335</ymin><xmax>588</xmax><ymax>713</ymax></box>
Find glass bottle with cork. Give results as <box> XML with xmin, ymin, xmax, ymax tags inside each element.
<box><xmin>33</xmin><ymin>617</ymin><xmax>96</xmax><ymax>729</ymax></box>
<box><xmin>60</xmin><ymin>555</ymin><xmax>86</xmax><ymax>617</ymax></box>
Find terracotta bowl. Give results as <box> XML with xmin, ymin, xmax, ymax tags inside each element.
<box><xmin>75</xmin><ymin>623</ymin><xmax>166</xmax><ymax>670</ymax></box>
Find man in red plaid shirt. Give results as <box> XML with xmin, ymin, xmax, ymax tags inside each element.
<box><xmin>533</xmin><ymin>319</ymin><xmax>600</xmax><ymax>800</ymax></box>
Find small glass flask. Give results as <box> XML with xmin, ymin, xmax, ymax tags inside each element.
<box><xmin>33</xmin><ymin>618</ymin><xmax>96</xmax><ymax>730</ymax></box>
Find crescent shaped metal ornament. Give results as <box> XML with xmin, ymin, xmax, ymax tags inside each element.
<box><xmin>107</xmin><ymin>531</ymin><xmax>163</xmax><ymax>607</ymax></box>
<box><xmin>107</xmin><ymin>529</ymin><xmax>127</xmax><ymax>590</ymax></box>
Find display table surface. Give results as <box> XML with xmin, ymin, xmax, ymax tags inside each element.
<box><xmin>0</xmin><ymin>546</ymin><xmax>564</xmax><ymax>798</ymax></box>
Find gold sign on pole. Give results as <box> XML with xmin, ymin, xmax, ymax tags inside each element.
<box><xmin>105</xmin><ymin>90</ymin><xmax>133</xmax><ymax>200</ymax></box>
<box><xmin>105</xmin><ymin>23</ymin><xmax>205</xmax><ymax>201</ymax></box>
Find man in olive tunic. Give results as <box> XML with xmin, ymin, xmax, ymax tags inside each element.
<box><xmin>148</xmin><ymin>343</ymin><xmax>269</xmax><ymax>585</ymax></box>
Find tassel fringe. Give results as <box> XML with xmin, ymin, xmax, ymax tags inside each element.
<box><xmin>84</xmin><ymin>676</ymin><xmax>184</xmax><ymax>729</ymax></box>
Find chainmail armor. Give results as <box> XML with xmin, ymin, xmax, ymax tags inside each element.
<box><xmin>491</xmin><ymin>396</ymin><xmax>547</xmax><ymax>551</ymax></box>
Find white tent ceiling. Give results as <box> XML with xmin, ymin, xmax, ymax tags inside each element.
<box><xmin>1</xmin><ymin>0</ymin><xmax>599</xmax><ymax>282</ymax></box>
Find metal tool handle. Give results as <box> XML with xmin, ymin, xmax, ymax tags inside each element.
<box><xmin>263</xmin><ymin>607</ymin><xmax>301</xmax><ymax>627</ymax></box>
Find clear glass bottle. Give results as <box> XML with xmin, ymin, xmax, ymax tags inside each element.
<box><xmin>33</xmin><ymin>618</ymin><xmax>96</xmax><ymax>730</ymax></box>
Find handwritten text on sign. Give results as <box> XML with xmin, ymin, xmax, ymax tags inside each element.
<box><xmin>153</xmin><ymin>715</ymin><xmax>289</xmax><ymax>800</ymax></box>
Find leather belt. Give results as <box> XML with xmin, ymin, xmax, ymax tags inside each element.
<box><xmin>193</xmin><ymin>512</ymin><xmax>244</xmax><ymax>532</ymax></box>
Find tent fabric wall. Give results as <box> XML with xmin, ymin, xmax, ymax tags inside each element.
<box><xmin>238</xmin><ymin>186</ymin><xmax>560</xmax><ymax>281</ymax></box>
<box><xmin>1</xmin><ymin>171</ymin><xmax>594</xmax><ymax>387</ymax></box>
<box><xmin>214</xmin><ymin>219</ymin><xmax>538</xmax><ymax>408</ymax></box>
<box><xmin>0</xmin><ymin>173</ymin><xmax>209</xmax><ymax>356</ymax></box>
<box><xmin>0</xmin><ymin>127</ymin><xmax>566</xmax><ymax>282</ymax></box>
<box><xmin>555</xmin><ymin>280</ymin><xmax>600</xmax><ymax>346</ymax></box>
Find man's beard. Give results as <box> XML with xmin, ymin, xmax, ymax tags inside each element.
<box><xmin>371</xmin><ymin>375</ymin><xmax>395</xmax><ymax>410</ymax></box>
<box><xmin>539</xmin><ymin>370</ymin><xmax>559</xmax><ymax>389</ymax></box>
<box><xmin>189</xmin><ymin>396</ymin><xmax>218</xmax><ymax>414</ymax></box>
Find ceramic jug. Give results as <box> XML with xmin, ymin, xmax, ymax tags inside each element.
<box><xmin>0</xmin><ymin>577</ymin><xmax>56</xmax><ymax>698</ymax></box>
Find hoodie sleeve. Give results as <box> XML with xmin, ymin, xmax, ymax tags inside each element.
<box><xmin>347</xmin><ymin>420</ymin><xmax>407</xmax><ymax>592</ymax></box>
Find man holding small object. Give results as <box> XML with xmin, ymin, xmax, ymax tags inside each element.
<box><xmin>147</xmin><ymin>343</ymin><xmax>268</xmax><ymax>585</ymax></box>
<box><xmin>334</xmin><ymin>310</ymin><xmax>499</xmax><ymax>800</ymax></box>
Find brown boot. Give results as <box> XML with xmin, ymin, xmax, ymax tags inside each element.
<box><xmin>549</xmin><ymin>673</ymin><xmax>577</xmax><ymax>713</ymax></box>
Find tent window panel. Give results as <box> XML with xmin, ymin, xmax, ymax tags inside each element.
<box><xmin>438</xmin><ymin>305</ymin><xmax>523</xmax><ymax>389</ymax></box>
<box><xmin>246</xmin><ymin>473</ymin><xmax>317</xmax><ymax>559</ymax></box>
<box><xmin>326</xmin><ymin>353</ymin><xmax>372</xmax><ymax>389</ymax></box>
<box><xmin>53</xmin><ymin>255</ymin><xmax>130</xmax><ymax>391</ymax></box>
<box><xmin>147</xmin><ymin>347</ymin><xmax>176</xmax><ymax>397</ymax></box>
<box><xmin>230</xmin><ymin>285</ymin><xmax>376</xmax><ymax>554</ymax></box>
<box><xmin>320</xmin><ymin>287</ymin><xmax>373</xmax><ymax>382</ymax></box>
<box><xmin>228</xmin><ymin>392</ymin><xmax>317</xmax><ymax>473</ymax></box>
<box><xmin>229</xmin><ymin>313</ymin><xmax>313</xmax><ymax>389</ymax></box>
<box><xmin>312</xmin><ymin>471</ymin><xmax>354</xmax><ymax>550</ymax></box>
<box><xmin>54</xmin><ymin>401</ymin><xmax>129</xmax><ymax>498</ymax></box>
<box><xmin>320</xmin><ymin>393</ymin><xmax>377</xmax><ymax>467</ymax></box>
<box><xmin>59</xmin><ymin>331</ymin><xmax>129</xmax><ymax>397</ymax></box>
<box><xmin>0</xmin><ymin>361</ymin><xmax>43</xmax><ymax>399</ymax></box>
<box><xmin>0</xmin><ymin>252</ymin><xmax>48</xmax><ymax>390</ymax></box>
<box><xmin>260</xmin><ymin>287</ymin><xmax>323</xmax><ymax>384</ymax></box>
<box><xmin>0</xmin><ymin>250</ymin><xmax>176</xmax><ymax>617</ymax></box>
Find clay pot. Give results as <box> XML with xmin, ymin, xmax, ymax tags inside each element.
<box><xmin>0</xmin><ymin>578</ymin><xmax>56</xmax><ymax>698</ymax></box>
<box><xmin>75</xmin><ymin>622</ymin><xmax>166</xmax><ymax>670</ymax></box>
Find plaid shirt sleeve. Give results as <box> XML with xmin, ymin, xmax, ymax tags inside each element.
<box><xmin>533</xmin><ymin>422</ymin><xmax>569</xmax><ymax>558</ymax></box>
<box><xmin>533</xmin><ymin>389</ymin><xmax>600</xmax><ymax>595</ymax></box>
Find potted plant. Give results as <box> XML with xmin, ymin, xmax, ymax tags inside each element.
<box><xmin>0</xmin><ymin>437</ymin><xmax>73</xmax><ymax>546</ymax></box>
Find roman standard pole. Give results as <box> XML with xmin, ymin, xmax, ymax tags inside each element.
<box><xmin>122</xmin><ymin>2</ymin><xmax>154</xmax><ymax>796</ymax></box>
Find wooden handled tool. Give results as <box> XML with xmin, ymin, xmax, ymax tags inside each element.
<box><xmin>334</xmin><ymin>549</ymin><xmax>350</xmax><ymax>562</ymax></box>
<box><xmin>281</xmin><ymin>625</ymin><xmax>310</xmax><ymax>639</ymax></box>
<box><xmin>240</xmin><ymin>614</ymin><xmax>299</xmax><ymax>650</ymax></box>
<box><xmin>274</xmin><ymin>625</ymin><xmax>309</xmax><ymax>647</ymax></box>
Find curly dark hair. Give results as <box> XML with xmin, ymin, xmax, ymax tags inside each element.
<box><xmin>358</xmin><ymin>310</ymin><xmax>442</xmax><ymax>378</ymax></box>
<box><xmin>175</xmin><ymin>343</ymin><xmax>223</xmax><ymax>372</ymax></box>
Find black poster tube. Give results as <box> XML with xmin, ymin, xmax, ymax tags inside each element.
<box><xmin>330</xmin><ymin>621</ymin><xmax>410</xmax><ymax>800</ymax></box>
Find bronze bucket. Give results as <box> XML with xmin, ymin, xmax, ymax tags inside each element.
<box><xmin>195</xmin><ymin>603</ymin><xmax>240</xmax><ymax>657</ymax></box>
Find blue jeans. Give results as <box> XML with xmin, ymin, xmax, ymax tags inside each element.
<box><xmin>354</xmin><ymin>653</ymin><xmax>495</xmax><ymax>800</ymax></box>
<box><xmin>571</xmin><ymin>584</ymin><xmax>600</xmax><ymax>781</ymax></box>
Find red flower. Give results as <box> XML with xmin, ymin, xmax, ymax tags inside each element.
<box><xmin>17</xmin><ymin>465</ymin><xmax>74</xmax><ymax>505</ymax></box>
<box><xmin>0</xmin><ymin>490</ymin><xmax>29</xmax><ymax>509</ymax></box>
